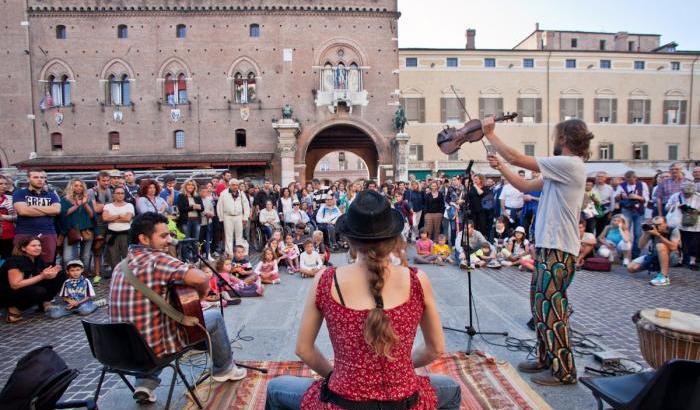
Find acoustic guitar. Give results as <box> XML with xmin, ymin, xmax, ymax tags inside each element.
<box><xmin>169</xmin><ymin>284</ymin><xmax>207</xmax><ymax>346</ymax></box>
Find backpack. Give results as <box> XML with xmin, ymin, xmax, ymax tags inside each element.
<box><xmin>0</xmin><ymin>345</ymin><xmax>79</xmax><ymax>410</ymax></box>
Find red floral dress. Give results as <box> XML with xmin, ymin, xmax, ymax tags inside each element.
<box><xmin>301</xmin><ymin>267</ymin><xmax>437</xmax><ymax>409</ymax></box>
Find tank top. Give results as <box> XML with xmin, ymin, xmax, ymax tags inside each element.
<box><xmin>300</xmin><ymin>267</ymin><xmax>437</xmax><ymax>409</ymax></box>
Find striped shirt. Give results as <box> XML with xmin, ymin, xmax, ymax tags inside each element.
<box><xmin>109</xmin><ymin>245</ymin><xmax>189</xmax><ymax>357</ymax></box>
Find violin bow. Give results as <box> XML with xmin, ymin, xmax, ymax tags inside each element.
<box><xmin>449</xmin><ymin>85</ymin><xmax>489</xmax><ymax>152</ymax></box>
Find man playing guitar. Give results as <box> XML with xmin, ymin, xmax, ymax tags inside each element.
<box><xmin>109</xmin><ymin>212</ymin><xmax>247</xmax><ymax>405</ymax></box>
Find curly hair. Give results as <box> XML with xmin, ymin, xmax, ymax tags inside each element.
<box><xmin>138</xmin><ymin>179</ymin><xmax>161</xmax><ymax>197</ymax></box>
<box><xmin>554</xmin><ymin>119</ymin><xmax>595</xmax><ymax>160</ymax></box>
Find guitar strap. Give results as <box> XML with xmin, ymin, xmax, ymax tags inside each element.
<box><xmin>117</xmin><ymin>259</ymin><xmax>200</xmax><ymax>327</ymax></box>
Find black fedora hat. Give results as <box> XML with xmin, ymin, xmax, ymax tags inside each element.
<box><xmin>336</xmin><ymin>190</ymin><xmax>404</xmax><ymax>240</ymax></box>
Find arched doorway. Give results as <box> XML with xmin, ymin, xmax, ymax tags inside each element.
<box><xmin>313</xmin><ymin>151</ymin><xmax>370</xmax><ymax>184</ymax></box>
<box><xmin>302</xmin><ymin>124</ymin><xmax>379</xmax><ymax>182</ymax></box>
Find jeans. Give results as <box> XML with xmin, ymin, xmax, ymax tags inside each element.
<box><xmin>63</xmin><ymin>237</ymin><xmax>93</xmax><ymax>273</ymax></box>
<box><xmin>46</xmin><ymin>300</ymin><xmax>96</xmax><ymax>319</ymax></box>
<box><xmin>265</xmin><ymin>374</ymin><xmax>461</xmax><ymax>410</ymax></box>
<box><xmin>317</xmin><ymin>223</ymin><xmax>337</xmax><ymax>247</ymax></box>
<box><xmin>182</xmin><ymin>220</ymin><xmax>201</xmax><ymax>261</ymax></box>
<box><xmin>622</xmin><ymin>209</ymin><xmax>643</xmax><ymax>257</ymax></box>
<box><xmin>135</xmin><ymin>309</ymin><xmax>233</xmax><ymax>390</ymax></box>
<box><xmin>200</xmin><ymin>224</ymin><xmax>213</xmax><ymax>258</ymax></box>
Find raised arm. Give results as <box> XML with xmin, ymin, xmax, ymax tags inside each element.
<box><xmin>482</xmin><ymin>116</ymin><xmax>541</xmax><ymax>172</ymax></box>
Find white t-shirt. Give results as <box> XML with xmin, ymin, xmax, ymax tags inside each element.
<box><xmin>103</xmin><ymin>202</ymin><xmax>134</xmax><ymax>232</ymax></box>
<box><xmin>500</xmin><ymin>183</ymin><xmax>524</xmax><ymax>209</ymax></box>
<box><xmin>300</xmin><ymin>250</ymin><xmax>324</xmax><ymax>269</ymax></box>
<box><xmin>534</xmin><ymin>156</ymin><xmax>586</xmax><ymax>255</ymax></box>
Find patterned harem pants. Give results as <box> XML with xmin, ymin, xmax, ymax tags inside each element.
<box><xmin>531</xmin><ymin>248</ymin><xmax>577</xmax><ymax>382</ymax></box>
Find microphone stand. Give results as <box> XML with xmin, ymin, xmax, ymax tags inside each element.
<box><xmin>442</xmin><ymin>161</ymin><xmax>508</xmax><ymax>354</ymax></box>
<box><xmin>181</xmin><ymin>240</ymin><xmax>267</xmax><ymax>375</ymax></box>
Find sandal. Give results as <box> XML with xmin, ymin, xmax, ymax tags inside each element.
<box><xmin>5</xmin><ymin>311</ymin><xmax>22</xmax><ymax>324</ymax></box>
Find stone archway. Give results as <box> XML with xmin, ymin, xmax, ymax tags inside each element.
<box><xmin>302</xmin><ymin>124</ymin><xmax>379</xmax><ymax>183</ymax></box>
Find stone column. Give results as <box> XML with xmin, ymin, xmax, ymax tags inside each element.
<box><xmin>394</xmin><ymin>132</ymin><xmax>410</xmax><ymax>182</ymax></box>
<box><xmin>272</xmin><ymin>118</ymin><xmax>301</xmax><ymax>186</ymax></box>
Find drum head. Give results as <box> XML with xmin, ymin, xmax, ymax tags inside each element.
<box><xmin>639</xmin><ymin>308</ymin><xmax>700</xmax><ymax>336</ymax></box>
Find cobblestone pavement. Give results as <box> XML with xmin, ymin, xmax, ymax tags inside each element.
<box><xmin>1</xmin><ymin>254</ymin><xmax>698</xmax><ymax>408</ymax></box>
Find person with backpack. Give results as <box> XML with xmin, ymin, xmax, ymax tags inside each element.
<box><xmin>617</xmin><ymin>170</ymin><xmax>649</xmax><ymax>258</ymax></box>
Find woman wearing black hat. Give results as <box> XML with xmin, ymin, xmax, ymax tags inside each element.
<box><xmin>265</xmin><ymin>190</ymin><xmax>461</xmax><ymax>409</ymax></box>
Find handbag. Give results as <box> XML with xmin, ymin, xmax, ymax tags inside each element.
<box><xmin>66</xmin><ymin>226</ymin><xmax>82</xmax><ymax>245</ymax></box>
<box><xmin>666</xmin><ymin>204</ymin><xmax>682</xmax><ymax>229</ymax></box>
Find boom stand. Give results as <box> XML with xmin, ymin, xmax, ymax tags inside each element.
<box><xmin>181</xmin><ymin>241</ymin><xmax>267</xmax><ymax>375</ymax></box>
<box><xmin>442</xmin><ymin>162</ymin><xmax>508</xmax><ymax>354</ymax></box>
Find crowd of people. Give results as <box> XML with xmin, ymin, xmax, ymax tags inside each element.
<box><xmin>0</xmin><ymin>161</ymin><xmax>698</xmax><ymax>322</ymax></box>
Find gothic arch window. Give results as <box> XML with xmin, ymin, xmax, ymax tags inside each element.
<box><xmin>320</xmin><ymin>61</ymin><xmax>362</xmax><ymax>92</ymax></box>
<box><xmin>164</xmin><ymin>73</ymin><xmax>188</xmax><ymax>105</ymax></box>
<box><xmin>56</xmin><ymin>25</ymin><xmax>66</xmax><ymax>39</ymax></box>
<box><xmin>348</xmin><ymin>63</ymin><xmax>361</xmax><ymax>92</ymax></box>
<box><xmin>234</xmin><ymin>72</ymin><xmax>256</xmax><ymax>104</ymax></box>
<box><xmin>322</xmin><ymin>62</ymin><xmax>334</xmax><ymax>92</ymax></box>
<box><xmin>249</xmin><ymin>24</ymin><xmax>260</xmax><ymax>38</ymax></box>
<box><xmin>117</xmin><ymin>24</ymin><xmax>128</xmax><ymax>39</ymax></box>
<box><xmin>335</xmin><ymin>62</ymin><xmax>347</xmax><ymax>90</ymax></box>
<box><xmin>108</xmin><ymin>74</ymin><xmax>131</xmax><ymax>106</ymax></box>
<box><xmin>46</xmin><ymin>74</ymin><xmax>71</xmax><ymax>107</ymax></box>
<box><xmin>174</xmin><ymin>130</ymin><xmax>185</xmax><ymax>149</ymax></box>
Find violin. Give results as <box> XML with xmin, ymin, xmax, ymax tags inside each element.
<box><xmin>437</xmin><ymin>113</ymin><xmax>518</xmax><ymax>155</ymax></box>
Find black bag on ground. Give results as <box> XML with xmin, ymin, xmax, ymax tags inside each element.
<box><xmin>0</xmin><ymin>345</ymin><xmax>78</xmax><ymax>410</ymax></box>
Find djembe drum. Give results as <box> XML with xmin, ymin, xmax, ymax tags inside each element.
<box><xmin>633</xmin><ymin>308</ymin><xmax>700</xmax><ymax>369</ymax></box>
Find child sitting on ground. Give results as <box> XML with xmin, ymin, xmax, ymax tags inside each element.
<box><xmin>312</xmin><ymin>230</ymin><xmax>330</xmax><ymax>265</ymax></box>
<box><xmin>231</xmin><ymin>245</ymin><xmax>255</xmax><ymax>279</ymax></box>
<box><xmin>265</xmin><ymin>238</ymin><xmax>285</xmax><ymax>265</ymax></box>
<box><xmin>200</xmin><ymin>264</ymin><xmax>226</xmax><ymax>310</ymax></box>
<box><xmin>414</xmin><ymin>229</ymin><xmax>437</xmax><ymax>264</ymax></box>
<box><xmin>255</xmin><ymin>248</ymin><xmax>280</xmax><ymax>284</ymax></box>
<box><xmin>504</xmin><ymin>226</ymin><xmax>534</xmax><ymax>271</ymax></box>
<box><xmin>299</xmin><ymin>240</ymin><xmax>325</xmax><ymax>278</ymax></box>
<box><xmin>469</xmin><ymin>243</ymin><xmax>500</xmax><ymax>268</ymax></box>
<box><xmin>281</xmin><ymin>233</ymin><xmax>301</xmax><ymax>273</ymax></box>
<box><xmin>433</xmin><ymin>234</ymin><xmax>454</xmax><ymax>265</ymax></box>
<box><xmin>47</xmin><ymin>260</ymin><xmax>97</xmax><ymax>318</ymax></box>
<box><xmin>217</xmin><ymin>256</ymin><xmax>264</xmax><ymax>297</ymax></box>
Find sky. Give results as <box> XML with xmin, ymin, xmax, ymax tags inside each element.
<box><xmin>397</xmin><ymin>0</ymin><xmax>700</xmax><ymax>51</ymax></box>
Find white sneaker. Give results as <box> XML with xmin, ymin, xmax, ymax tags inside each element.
<box><xmin>212</xmin><ymin>365</ymin><xmax>247</xmax><ymax>382</ymax></box>
<box><xmin>623</xmin><ymin>258</ymin><xmax>630</xmax><ymax>267</ymax></box>
<box><xmin>133</xmin><ymin>386</ymin><xmax>156</xmax><ymax>404</ymax></box>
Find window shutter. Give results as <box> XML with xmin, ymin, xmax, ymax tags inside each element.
<box><xmin>400</xmin><ymin>98</ymin><xmax>406</xmax><ymax>109</ymax></box>
<box><xmin>459</xmin><ymin>98</ymin><xmax>466</xmax><ymax>122</ymax></box>
<box><xmin>516</xmin><ymin>98</ymin><xmax>523</xmax><ymax>123</ymax></box>
<box><xmin>535</xmin><ymin>98</ymin><xmax>542</xmax><ymax>123</ymax></box>
<box><xmin>440</xmin><ymin>98</ymin><xmax>446</xmax><ymax>123</ymax></box>
<box><xmin>559</xmin><ymin>98</ymin><xmax>565</xmax><ymax>121</ymax></box>
<box><xmin>419</xmin><ymin>98</ymin><xmax>426</xmax><ymax>123</ymax></box>
<box><xmin>577</xmin><ymin>98</ymin><xmax>584</xmax><ymax>119</ymax></box>
<box><xmin>610</xmin><ymin>144</ymin><xmax>614</xmax><ymax>160</ymax></box>
<box><xmin>496</xmin><ymin>98</ymin><xmax>504</xmax><ymax>117</ymax></box>
<box><xmin>178</xmin><ymin>74</ymin><xmax>187</xmax><ymax>90</ymax></box>
<box><xmin>679</xmin><ymin>100</ymin><xmax>687</xmax><ymax>124</ymax></box>
<box><xmin>643</xmin><ymin>145</ymin><xmax>648</xmax><ymax>159</ymax></box>
<box><xmin>663</xmin><ymin>100</ymin><xmax>670</xmax><ymax>124</ymax></box>
<box><xmin>628</xmin><ymin>100</ymin><xmax>633</xmax><ymax>124</ymax></box>
<box><xmin>611</xmin><ymin>99</ymin><xmax>617</xmax><ymax>123</ymax></box>
<box><xmin>479</xmin><ymin>98</ymin><xmax>485</xmax><ymax>119</ymax></box>
<box><xmin>644</xmin><ymin>100</ymin><xmax>651</xmax><ymax>124</ymax></box>
<box><xmin>417</xmin><ymin>145</ymin><xmax>424</xmax><ymax>161</ymax></box>
<box><xmin>593</xmin><ymin>99</ymin><xmax>600</xmax><ymax>123</ymax></box>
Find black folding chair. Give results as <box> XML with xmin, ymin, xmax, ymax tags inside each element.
<box><xmin>82</xmin><ymin>320</ymin><xmax>203</xmax><ymax>410</ymax></box>
<box><xmin>579</xmin><ymin>359</ymin><xmax>700</xmax><ymax>410</ymax></box>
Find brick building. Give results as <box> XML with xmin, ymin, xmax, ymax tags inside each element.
<box><xmin>0</xmin><ymin>1</ymin><xmax>403</xmax><ymax>184</ymax></box>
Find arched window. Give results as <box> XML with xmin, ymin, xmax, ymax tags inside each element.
<box><xmin>51</xmin><ymin>132</ymin><xmax>63</xmax><ymax>151</ymax></box>
<box><xmin>176</xmin><ymin>24</ymin><xmax>186</xmax><ymax>38</ymax></box>
<box><xmin>235</xmin><ymin>129</ymin><xmax>246</xmax><ymax>147</ymax></box>
<box><xmin>322</xmin><ymin>63</ymin><xmax>334</xmax><ymax>92</ymax></box>
<box><xmin>164</xmin><ymin>73</ymin><xmax>187</xmax><ymax>105</ymax></box>
<box><xmin>109</xmin><ymin>131</ymin><xmax>120</xmax><ymax>151</ymax></box>
<box><xmin>47</xmin><ymin>75</ymin><xmax>71</xmax><ymax>107</ymax></box>
<box><xmin>320</xmin><ymin>62</ymin><xmax>361</xmax><ymax>92</ymax></box>
<box><xmin>233</xmin><ymin>72</ymin><xmax>256</xmax><ymax>104</ymax></box>
<box><xmin>249</xmin><ymin>24</ymin><xmax>260</xmax><ymax>38</ymax></box>
<box><xmin>335</xmin><ymin>62</ymin><xmax>347</xmax><ymax>90</ymax></box>
<box><xmin>108</xmin><ymin>74</ymin><xmax>131</xmax><ymax>106</ymax></box>
<box><xmin>174</xmin><ymin>130</ymin><xmax>185</xmax><ymax>149</ymax></box>
<box><xmin>117</xmin><ymin>24</ymin><xmax>128</xmax><ymax>39</ymax></box>
<box><xmin>56</xmin><ymin>25</ymin><xmax>66</xmax><ymax>39</ymax></box>
<box><xmin>348</xmin><ymin>63</ymin><xmax>361</xmax><ymax>92</ymax></box>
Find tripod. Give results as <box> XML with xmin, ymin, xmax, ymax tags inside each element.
<box><xmin>443</xmin><ymin>160</ymin><xmax>508</xmax><ymax>354</ymax></box>
<box><xmin>180</xmin><ymin>240</ymin><xmax>267</xmax><ymax>375</ymax></box>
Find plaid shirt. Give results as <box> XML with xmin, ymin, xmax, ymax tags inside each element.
<box><xmin>109</xmin><ymin>245</ymin><xmax>189</xmax><ymax>357</ymax></box>
<box><xmin>655</xmin><ymin>177</ymin><xmax>692</xmax><ymax>206</ymax></box>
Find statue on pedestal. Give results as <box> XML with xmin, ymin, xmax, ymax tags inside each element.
<box><xmin>393</xmin><ymin>105</ymin><xmax>407</xmax><ymax>133</ymax></box>
<box><xmin>282</xmin><ymin>104</ymin><xmax>293</xmax><ymax>119</ymax></box>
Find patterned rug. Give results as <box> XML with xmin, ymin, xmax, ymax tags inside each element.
<box><xmin>183</xmin><ymin>351</ymin><xmax>552</xmax><ymax>410</ymax></box>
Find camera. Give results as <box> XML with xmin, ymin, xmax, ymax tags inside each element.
<box><xmin>641</xmin><ymin>223</ymin><xmax>654</xmax><ymax>231</ymax></box>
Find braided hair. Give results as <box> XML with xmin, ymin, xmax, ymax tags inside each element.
<box><xmin>349</xmin><ymin>236</ymin><xmax>402</xmax><ymax>359</ymax></box>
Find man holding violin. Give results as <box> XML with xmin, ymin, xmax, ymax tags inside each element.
<box><xmin>483</xmin><ymin>116</ymin><xmax>593</xmax><ymax>386</ymax></box>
